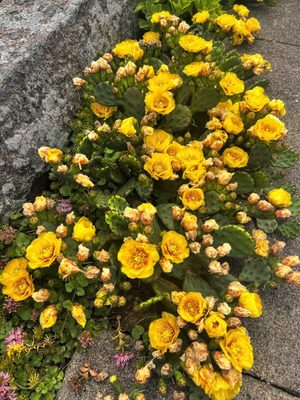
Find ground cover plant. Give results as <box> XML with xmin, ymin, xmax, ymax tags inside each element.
<box><xmin>0</xmin><ymin>0</ymin><xmax>298</xmax><ymax>399</ymax></box>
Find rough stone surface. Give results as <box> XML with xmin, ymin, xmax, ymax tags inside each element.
<box><xmin>0</xmin><ymin>0</ymin><xmax>138</xmax><ymax>218</ymax></box>
<box><xmin>57</xmin><ymin>330</ymin><xmax>174</xmax><ymax>400</ymax></box>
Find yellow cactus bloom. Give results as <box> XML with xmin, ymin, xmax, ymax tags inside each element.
<box><xmin>255</xmin><ymin>239</ymin><xmax>269</xmax><ymax>257</ymax></box>
<box><xmin>181</xmin><ymin>188</ymin><xmax>205</xmax><ymax>211</ymax></box>
<box><xmin>148</xmin><ymin>312</ymin><xmax>179</xmax><ymax>352</ymax></box>
<box><xmin>38</xmin><ymin>147</ymin><xmax>63</xmax><ymax>164</ymax></box>
<box><xmin>222</xmin><ymin>113</ymin><xmax>244</xmax><ymax>135</ymax></box>
<box><xmin>243</xmin><ymin>86</ymin><xmax>269</xmax><ymax>112</ymax></box>
<box><xmin>220</xmin><ymin>327</ymin><xmax>254</xmax><ymax>372</ymax></box>
<box><xmin>144</xmin><ymin>129</ymin><xmax>173</xmax><ymax>152</ymax></box>
<box><xmin>179</xmin><ymin>34</ymin><xmax>213</xmax><ymax>54</ymax></box>
<box><xmin>183</xmin><ymin>163</ymin><xmax>206</xmax><ymax>183</ymax></box>
<box><xmin>204</xmin><ymin>312</ymin><xmax>227</xmax><ymax>338</ymax></box>
<box><xmin>91</xmin><ymin>102</ymin><xmax>116</xmax><ymax>119</ymax></box>
<box><xmin>72</xmin><ymin>217</ymin><xmax>96</xmax><ymax>242</ymax></box>
<box><xmin>268</xmin><ymin>99</ymin><xmax>286</xmax><ymax>117</ymax></box>
<box><xmin>196</xmin><ymin>368</ymin><xmax>242</xmax><ymax>400</ymax></box>
<box><xmin>0</xmin><ymin>258</ymin><xmax>34</xmax><ymax>301</ymax></box>
<box><xmin>118</xmin><ymin>117</ymin><xmax>137</xmax><ymax>137</ymax></box>
<box><xmin>219</xmin><ymin>72</ymin><xmax>245</xmax><ymax>96</ymax></box>
<box><xmin>246</xmin><ymin>17</ymin><xmax>261</xmax><ymax>34</ymax></box>
<box><xmin>248</xmin><ymin>114</ymin><xmax>287</xmax><ymax>141</ymax></box>
<box><xmin>177</xmin><ymin>292</ymin><xmax>206</xmax><ymax>323</ymax></box>
<box><xmin>223</xmin><ymin>146</ymin><xmax>248</xmax><ymax>168</ymax></box>
<box><xmin>40</xmin><ymin>305</ymin><xmax>58</xmax><ymax>329</ymax></box>
<box><xmin>137</xmin><ymin>203</ymin><xmax>157</xmax><ymax>216</ymax></box>
<box><xmin>26</xmin><ymin>232</ymin><xmax>61</xmax><ymax>269</ymax></box>
<box><xmin>117</xmin><ymin>238</ymin><xmax>159</xmax><ymax>279</ymax></box>
<box><xmin>150</xmin><ymin>11</ymin><xmax>172</xmax><ymax>23</ymax></box>
<box><xmin>192</xmin><ymin>10</ymin><xmax>210</xmax><ymax>24</ymax></box>
<box><xmin>233</xmin><ymin>4</ymin><xmax>249</xmax><ymax>18</ymax></box>
<box><xmin>176</xmin><ymin>146</ymin><xmax>204</xmax><ymax>169</ymax></box>
<box><xmin>238</xmin><ymin>291</ymin><xmax>263</xmax><ymax>318</ymax></box>
<box><xmin>145</xmin><ymin>91</ymin><xmax>175</xmax><ymax>115</ymax></box>
<box><xmin>183</xmin><ymin>61</ymin><xmax>211</xmax><ymax>77</ymax></box>
<box><xmin>148</xmin><ymin>70</ymin><xmax>182</xmax><ymax>92</ymax></box>
<box><xmin>142</xmin><ymin>31</ymin><xmax>160</xmax><ymax>43</ymax></box>
<box><xmin>74</xmin><ymin>173</ymin><xmax>94</xmax><ymax>188</ymax></box>
<box><xmin>240</xmin><ymin>53</ymin><xmax>271</xmax><ymax>75</ymax></box>
<box><xmin>267</xmin><ymin>188</ymin><xmax>292</xmax><ymax>208</ymax></box>
<box><xmin>71</xmin><ymin>304</ymin><xmax>87</xmax><ymax>327</ymax></box>
<box><xmin>144</xmin><ymin>153</ymin><xmax>174</xmax><ymax>180</ymax></box>
<box><xmin>113</xmin><ymin>39</ymin><xmax>144</xmax><ymax>61</ymax></box>
<box><xmin>214</xmin><ymin>14</ymin><xmax>238</xmax><ymax>32</ymax></box>
<box><xmin>161</xmin><ymin>230</ymin><xmax>190</xmax><ymax>264</ymax></box>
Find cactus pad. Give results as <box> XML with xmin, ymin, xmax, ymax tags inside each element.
<box><xmin>273</xmin><ymin>149</ymin><xmax>299</xmax><ymax>168</ymax></box>
<box><xmin>157</xmin><ymin>203</ymin><xmax>176</xmax><ymax>230</ymax></box>
<box><xmin>231</xmin><ymin>171</ymin><xmax>254</xmax><ymax>194</ymax></box>
<box><xmin>256</xmin><ymin>218</ymin><xmax>278</xmax><ymax>233</ymax></box>
<box><xmin>123</xmin><ymin>87</ymin><xmax>145</xmax><ymax>120</ymax></box>
<box><xmin>213</xmin><ymin>225</ymin><xmax>255</xmax><ymax>257</ymax></box>
<box><xmin>105</xmin><ymin>210</ymin><xmax>128</xmax><ymax>236</ymax></box>
<box><xmin>191</xmin><ymin>87</ymin><xmax>220</xmax><ymax>113</ymax></box>
<box><xmin>94</xmin><ymin>82</ymin><xmax>119</xmax><ymax>106</ymax></box>
<box><xmin>278</xmin><ymin>220</ymin><xmax>300</xmax><ymax>239</ymax></box>
<box><xmin>108</xmin><ymin>195</ymin><xmax>128</xmax><ymax>213</ymax></box>
<box><xmin>239</xmin><ymin>258</ymin><xmax>271</xmax><ymax>283</ymax></box>
<box><xmin>161</xmin><ymin>104</ymin><xmax>192</xmax><ymax>133</ymax></box>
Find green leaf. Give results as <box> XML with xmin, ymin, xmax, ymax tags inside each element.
<box><xmin>131</xmin><ymin>325</ymin><xmax>145</xmax><ymax>340</ymax></box>
<box><xmin>78</xmin><ymin>136</ymin><xmax>94</xmax><ymax>158</ymax></box>
<box><xmin>191</xmin><ymin>87</ymin><xmax>220</xmax><ymax>113</ymax></box>
<box><xmin>232</xmin><ymin>171</ymin><xmax>254</xmax><ymax>194</ymax></box>
<box><xmin>257</xmin><ymin>218</ymin><xmax>278</xmax><ymax>233</ymax></box>
<box><xmin>278</xmin><ymin>220</ymin><xmax>300</xmax><ymax>239</ymax></box>
<box><xmin>289</xmin><ymin>195</ymin><xmax>300</xmax><ymax>217</ymax></box>
<box><xmin>204</xmin><ymin>191</ymin><xmax>222</xmax><ymax>214</ymax></box>
<box><xmin>157</xmin><ymin>203</ymin><xmax>176</xmax><ymax>230</ymax></box>
<box><xmin>247</xmin><ymin>142</ymin><xmax>271</xmax><ymax>170</ymax></box>
<box><xmin>252</xmin><ymin>171</ymin><xmax>270</xmax><ymax>188</ymax></box>
<box><xmin>108</xmin><ymin>195</ymin><xmax>128</xmax><ymax>213</ymax></box>
<box><xmin>94</xmin><ymin>82</ymin><xmax>120</xmax><ymax>106</ymax></box>
<box><xmin>161</xmin><ymin>104</ymin><xmax>192</xmax><ymax>133</ymax></box>
<box><xmin>59</xmin><ymin>185</ymin><xmax>73</xmax><ymax>197</ymax></box>
<box><xmin>123</xmin><ymin>87</ymin><xmax>145</xmax><ymax>120</ymax></box>
<box><xmin>15</xmin><ymin>232</ymin><xmax>32</xmax><ymax>248</ymax></box>
<box><xmin>239</xmin><ymin>258</ymin><xmax>271</xmax><ymax>283</ymax></box>
<box><xmin>213</xmin><ymin>225</ymin><xmax>255</xmax><ymax>257</ymax></box>
<box><xmin>273</xmin><ymin>149</ymin><xmax>299</xmax><ymax>168</ymax></box>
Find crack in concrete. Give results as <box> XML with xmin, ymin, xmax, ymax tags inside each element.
<box><xmin>256</xmin><ymin>37</ymin><xmax>300</xmax><ymax>48</ymax></box>
<box><xmin>243</xmin><ymin>371</ymin><xmax>300</xmax><ymax>398</ymax></box>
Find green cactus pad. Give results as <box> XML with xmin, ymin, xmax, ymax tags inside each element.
<box><xmin>278</xmin><ymin>220</ymin><xmax>300</xmax><ymax>239</ymax></box>
<box><xmin>117</xmin><ymin>178</ymin><xmax>137</xmax><ymax>197</ymax></box>
<box><xmin>256</xmin><ymin>218</ymin><xmax>278</xmax><ymax>233</ymax></box>
<box><xmin>204</xmin><ymin>191</ymin><xmax>222</xmax><ymax>214</ymax></box>
<box><xmin>119</xmin><ymin>154</ymin><xmax>142</xmax><ymax>176</ymax></box>
<box><xmin>123</xmin><ymin>87</ymin><xmax>145</xmax><ymax>120</ymax></box>
<box><xmin>231</xmin><ymin>171</ymin><xmax>254</xmax><ymax>194</ymax></box>
<box><xmin>273</xmin><ymin>149</ymin><xmax>299</xmax><ymax>168</ymax></box>
<box><xmin>219</xmin><ymin>55</ymin><xmax>241</xmax><ymax>72</ymax></box>
<box><xmin>239</xmin><ymin>258</ymin><xmax>271</xmax><ymax>284</ymax></box>
<box><xmin>213</xmin><ymin>225</ymin><xmax>255</xmax><ymax>257</ymax></box>
<box><xmin>251</xmin><ymin>171</ymin><xmax>270</xmax><ymax>188</ymax></box>
<box><xmin>247</xmin><ymin>142</ymin><xmax>271</xmax><ymax>170</ymax></box>
<box><xmin>94</xmin><ymin>82</ymin><xmax>120</xmax><ymax>106</ymax></box>
<box><xmin>191</xmin><ymin>87</ymin><xmax>220</xmax><ymax>113</ymax></box>
<box><xmin>157</xmin><ymin>203</ymin><xmax>177</xmax><ymax>230</ymax></box>
<box><xmin>161</xmin><ymin>104</ymin><xmax>192</xmax><ymax>133</ymax></box>
<box><xmin>108</xmin><ymin>195</ymin><xmax>128</xmax><ymax>213</ymax></box>
<box><xmin>78</xmin><ymin>136</ymin><xmax>94</xmax><ymax>158</ymax></box>
<box><xmin>289</xmin><ymin>195</ymin><xmax>300</xmax><ymax>217</ymax></box>
<box><xmin>105</xmin><ymin>210</ymin><xmax>128</xmax><ymax>236</ymax></box>
<box><xmin>176</xmin><ymin>79</ymin><xmax>193</xmax><ymax>104</ymax></box>
<box><xmin>183</xmin><ymin>267</ymin><xmax>217</xmax><ymax>297</ymax></box>
<box><xmin>94</xmin><ymin>192</ymin><xmax>110</xmax><ymax>209</ymax></box>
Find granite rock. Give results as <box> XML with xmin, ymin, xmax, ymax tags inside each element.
<box><xmin>0</xmin><ymin>0</ymin><xmax>138</xmax><ymax>218</ymax></box>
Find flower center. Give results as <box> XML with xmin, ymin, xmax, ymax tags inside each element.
<box><xmin>185</xmin><ymin>300</ymin><xmax>200</xmax><ymax>316</ymax></box>
<box><xmin>130</xmin><ymin>248</ymin><xmax>148</xmax><ymax>269</ymax></box>
<box><xmin>160</xmin><ymin>325</ymin><xmax>174</xmax><ymax>343</ymax></box>
<box><xmin>41</xmin><ymin>243</ymin><xmax>54</xmax><ymax>259</ymax></box>
<box><xmin>15</xmin><ymin>278</ymin><xmax>28</xmax><ymax>294</ymax></box>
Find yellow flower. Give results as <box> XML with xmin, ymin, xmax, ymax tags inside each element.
<box><xmin>149</xmin><ymin>312</ymin><xmax>179</xmax><ymax>352</ymax></box>
<box><xmin>177</xmin><ymin>292</ymin><xmax>206</xmax><ymax>323</ymax></box>
<box><xmin>222</xmin><ymin>113</ymin><xmax>244</xmax><ymax>135</ymax></box>
<box><xmin>219</xmin><ymin>73</ymin><xmax>245</xmax><ymax>96</ymax></box>
<box><xmin>113</xmin><ymin>39</ymin><xmax>144</xmax><ymax>61</ymax></box>
<box><xmin>33</xmin><ymin>195</ymin><xmax>48</xmax><ymax>212</ymax></box>
<box><xmin>145</xmin><ymin>91</ymin><xmax>175</xmax><ymax>115</ymax></box>
<box><xmin>179</xmin><ymin>34</ymin><xmax>213</xmax><ymax>54</ymax></box>
<box><xmin>183</xmin><ymin>163</ymin><xmax>206</xmax><ymax>183</ymax></box>
<box><xmin>176</xmin><ymin>146</ymin><xmax>204</xmax><ymax>169</ymax></box>
<box><xmin>233</xmin><ymin>4</ymin><xmax>249</xmax><ymax>18</ymax></box>
<box><xmin>118</xmin><ymin>117</ymin><xmax>137</xmax><ymax>137</ymax></box>
<box><xmin>137</xmin><ymin>203</ymin><xmax>157</xmax><ymax>218</ymax></box>
<box><xmin>161</xmin><ymin>230</ymin><xmax>190</xmax><ymax>264</ymax></box>
<box><xmin>26</xmin><ymin>232</ymin><xmax>62</xmax><ymax>269</ymax></box>
<box><xmin>40</xmin><ymin>305</ymin><xmax>58</xmax><ymax>329</ymax></box>
<box><xmin>148</xmin><ymin>70</ymin><xmax>182</xmax><ymax>92</ymax></box>
<box><xmin>223</xmin><ymin>146</ymin><xmax>248</xmax><ymax>168</ymax></box>
<box><xmin>267</xmin><ymin>188</ymin><xmax>292</xmax><ymax>208</ymax></box>
<box><xmin>38</xmin><ymin>147</ymin><xmax>63</xmax><ymax>164</ymax></box>
<box><xmin>150</xmin><ymin>11</ymin><xmax>172</xmax><ymax>23</ymax></box>
<box><xmin>182</xmin><ymin>61</ymin><xmax>211</xmax><ymax>77</ymax></box>
<box><xmin>238</xmin><ymin>291</ymin><xmax>263</xmax><ymax>318</ymax></box>
<box><xmin>204</xmin><ymin>312</ymin><xmax>227</xmax><ymax>338</ymax></box>
<box><xmin>208</xmin><ymin>372</ymin><xmax>242</xmax><ymax>400</ymax></box>
<box><xmin>117</xmin><ymin>238</ymin><xmax>160</xmax><ymax>279</ymax></box>
<box><xmin>143</xmin><ymin>31</ymin><xmax>160</xmax><ymax>43</ymax></box>
<box><xmin>72</xmin><ymin>217</ymin><xmax>96</xmax><ymax>242</ymax></box>
<box><xmin>71</xmin><ymin>304</ymin><xmax>87</xmax><ymax>327</ymax></box>
<box><xmin>220</xmin><ymin>327</ymin><xmax>254</xmax><ymax>372</ymax></box>
<box><xmin>91</xmin><ymin>102</ymin><xmax>116</xmax><ymax>119</ymax></box>
<box><xmin>243</xmin><ymin>86</ymin><xmax>269</xmax><ymax>112</ymax></box>
<box><xmin>246</xmin><ymin>17</ymin><xmax>261</xmax><ymax>34</ymax></box>
<box><xmin>0</xmin><ymin>258</ymin><xmax>34</xmax><ymax>301</ymax></box>
<box><xmin>268</xmin><ymin>99</ymin><xmax>286</xmax><ymax>117</ymax></box>
<box><xmin>255</xmin><ymin>239</ymin><xmax>269</xmax><ymax>257</ymax></box>
<box><xmin>144</xmin><ymin>129</ymin><xmax>173</xmax><ymax>152</ymax></box>
<box><xmin>214</xmin><ymin>14</ymin><xmax>238</xmax><ymax>31</ymax></box>
<box><xmin>144</xmin><ymin>153</ymin><xmax>174</xmax><ymax>180</ymax></box>
<box><xmin>181</xmin><ymin>188</ymin><xmax>205</xmax><ymax>211</ymax></box>
<box><xmin>74</xmin><ymin>173</ymin><xmax>94</xmax><ymax>188</ymax></box>
<box><xmin>192</xmin><ymin>10</ymin><xmax>210</xmax><ymax>24</ymax></box>
<box><xmin>248</xmin><ymin>114</ymin><xmax>287</xmax><ymax>141</ymax></box>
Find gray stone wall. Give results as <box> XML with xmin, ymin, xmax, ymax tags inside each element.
<box><xmin>0</xmin><ymin>0</ymin><xmax>138</xmax><ymax>218</ymax></box>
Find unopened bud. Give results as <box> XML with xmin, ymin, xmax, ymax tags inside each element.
<box><xmin>101</xmin><ymin>267</ymin><xmax>112</xmax><ymax>282</ymax></box>
<box><xmin>218</xmin><ymin>302</ymin><xmax>232</xmax><ymax>315</ymax></box>
<box><xmin>172</xmin><ymin>206</ymin><xmax>185</xmax><ymax>220</ymax></box>
<box><xmin>233</xmin><ymin>306</ymin><xmax>252</xmax><ymax>318</ymax></box>
<box><xmin>227</xmin><ymin>317</ymin><xmax>242</xmax><ymax>328</ymax></box>
<box><xmin>257</xmin><ymin>200</ymin><xmax>274</xmax><ymax>212</ymax></box>
<box><xmin>282</xmin><ymin>256</ymin><xmax>300</xmax><ymax>267</ymax></box>
<box><xmin>275</xmin><ymin>263</ymin><xmax>292</xmax><ymax>278</ymax></box>
<box><xmin>248</xmin><ymin>193</ymin><xmax>260</xmax><ymax>204</ymax></box>
<box><xmin>271</xmin><ymin>241</ymin><xmax>286</xmax><ymax>255</ymax></box>
<box><xmin>202</xmin><ymin>219</ymin><xmax>219</xmax><ymax>232</ymax></box>
<box><xmin>65</xmin><ymin>212</ymin><xmax>76</xmax><ymax>225</ymax></box>
<box><xmin>189</xmin><ymin>242</ymin><xmax>201</xmax><ymax>254</ymax></box>
<box><xmin>77</xmin><ymin>244</ymin><xmax>89</xmax><ymax>261</ymax></box>
<box><xmin>205</xmin><ymin>246</ymin><xmax>218</xmax><ymax>259</ymax></box>
<box><xmin>202</xmin><ymin>234</ymin><xmax>214</xmax><ymax>246</ymax></box>
<box><xmin>275</xmin><ymin>208</ymin><xmax>292</xmax><ymax>219</ymax></box>
<box><xmin>56</xmin><ymin>224</ymin><xmax>68</xmax><ymax>238</ymax></box>
<box><xmin>227</xmin><ymin>281</ymin><xmax>247</xmax><ymax>298</ymax></box>
<box><xmin>285</xmin><ymin>272</ymin><xmax>300</xmax><ymax>285</ymax></box>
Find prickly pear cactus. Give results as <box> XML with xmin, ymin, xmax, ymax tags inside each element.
<box><xmin>213</xmin><ymin>225</ymin><xmax>255</xmax><ymax>257</ymax></box>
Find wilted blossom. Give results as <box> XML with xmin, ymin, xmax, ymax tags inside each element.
<box><xmin>0</xmin><ymin>226</ymin><xmax>17</xmax><ymax>245</ymax></box>
<box><xmin>0</xmin><ymin>371</ymin><xmax>17</xmax><ymax>400</ymax></box>
<box><xmin>2</xmin><ymin>298</ymin><xmax>20</xmax><ymax>314</ymax></box>
<box><xmin>56</xmin><ymin>198</ymin><xmax>72</xmax><ymax>214</ymax></box>
<box><xmin>78</xmin><ymin>331</ymin><xmax>95</xmax><ymax>349</ymax></box>
<box><xmin>5</xmin><ymin>327</ymin><xmax>25</xmax><ymax>347</ymax></box>
<box><xmin>114</xmin><ymin>351</ymin><xmax>134</xmax><ymax>368</ymax></box>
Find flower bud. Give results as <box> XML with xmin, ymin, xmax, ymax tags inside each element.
<box><xmin>77</xmin><ymin>244</ymin><xmax>90</xmax><ymax>261</ymax></box>
<box><xmin>257</xmin><ymin>200</ymin><xmax>274</xmax><ymax>212</ymax></box>
<box><xmin>73</xmin><ymin>77</ymin><xmax>87</xmax><ymax>86</ymax></box>
<box><xmin>119</xmin><ymin>394</ymin><xmax>130</xmax><ymax>400</ymax></box>
<box><xmin>23</xmin><ymin>202</ymin><xmax>35</xmax><ymax>217</ymax></box>
<box><xmin>236</xmin><ymin>212</ymin><xmax>251</xmax><ymax>224</ymax></box>
<box><xmin>72</xmin><ymin>153</ymin><xmax>89</xmax><ymax>168</ymax></box>
<box><xmin>32</xmin><ymin>288</ymin><xmax>50</xmax><ymax>302</ymax></box>
<box><xmin>124</xmin><ymin>207</ymin><xmax>140</xmax><ymax>222</ymax></box>
<box><xmin>187</xmin><ymin>329</ymin><xmax>198</xmax><ymax>341</ymax></box>
<box><xmin>185</xmin><ymin>230</ymin><xmax>198</xmax><ymax>241</ymax></box>
<box><xmin>85</xmin><ymin>266</ymin><xmax>100</xmax><ymax>279</ymax></box>
<box><xmin>94</xmin><ymin>249</ymin><xmax>110</xmax><ymax>263</ymax></box>
<box><xmin>227</xmin><ymin>317</ymin><xmax>242</xmax><ymax>328</ymax></box>
<box><xmin>58</xmin><ymin>258</ymin><xmax>80</xmax><ymax>279</ymax></box>
<box><xmin>285</xmin><ymin>272</ymin><xmax>300</xmax><ymax>285</ymax></box>
<box><xmin>55</xmin><ymin>224</ymin><xmax>67</xmax><ymax>238</ymax></box>
<box><xmin>202</xmin><ymin>234</ymin><xmax>214</xmax><ymax>246</ymax></box>
<box><xmin>176</xmin><ymin>316</ymin><xmax>187</xmax><ymax>328</ymax></box>
<box><xmin>189</xmin><ymin>242</ymin><xmax>201</xmax><ymax>254</ymax></box>
<box><xmin>178</xmin><ymin>21</ymin><xmax>190</xmax><ymax>33</ymax></box>
<box><xmin>159</xmin><ymin>257</ymin><xmax>173</xmax><ymax>273</ymax></box>
<box><xmin>205</xmin><ymin>246</ymin><xmax>218</xmax><ymax>259</ymax></box>
<box><xmin>217</xmin><ymin>243</ymin><xmax>232</xmax><ymax>257</ymax></box>
<box><xmin>40</xmin><ymin>305</ymin><xmax>58</xmax><ymax>329</ymax></box>
<box><xmin>202</xmin><ymin>219</ymin><xmax>219</xmax><ymax>233</ymax></box>
<box><xmin>233</xmin><ymin>306</ymin><xmax>252</xmax><ymax>318</ymax></box>
<box><xmin>135</xmin><ymin>394</ymin><xmax>146</xmax><ymax>400</ymax></box>
<box><xmin>57</xmin><ymin>164</ymin><xmax>69</xmax><ymax>174</ymax></box>
<box><xmin>161</xmin><ymin>363</ymin><xmax>172</xmax><ymax>376</ymax></box>
<box><xmin>171</xmin><ymin>291</ymin><xmax>186</xmax><ymax>305</ymax></box>
<box><xmin>218</xmin><ymin>302</ymin><xmax>232</xmax><ymax>315</ymax></box>
<box><xmin>275</xmin><ymin>263</ymin><xmax>292</xmax><ymax>278</ymax></box>
<box><xmin>172</xmin><ymin>206</ymin><xmax>185</xmax><ymax>220</ymax></box>
<box><xmin>169</xmin><ymin>338</ymin><xmax>183</xmax><ymax>353</ymax></box>
<box><xmin>271</xmin><ymin>241</ymin><xmax>286</xmax><ymax>255</ymax></box>
<box><xmin>103</xmin><ymin>283</ymin><xmax>115</xmax><ymax>293</ymax></box>
<box><xmin>33</xmin><ymin>195</ymin><xmax>48</xmax><ymax>212</ymax></box>
<box><xmin>181</xmin><ymin>213</ymin><xmax>199</xmax><ymax>232</ymax></box>
<box><xmin>75</xmin><ymin>173</ymin><xmax>94</xmax><ymax>188</ymax></box>
<box><xmin>65</xmin><ymin>212</ymin><xmax>76</xmax><ymax>225</ymax></box>
<box><xmin>252</xmin><ymin>229</ymin><xmax>267</xmax><ymax>241</ymax></box>
<box><xmin>275</xmin><ymin>208</ymin><xmax>292</xmax><ymax>219</ymax></box>
<box><xmin>214</xmin><ymin>351</ymin><xmax>232</xmax><ymax>370</ymax></box>
<box><xmin>227</xmin><ymin>281</ymin><xmax>247</xmax><ymax>298</ymax></box>
<box><xmin>118</xmin><ymin>296</ymin><xmax>126</xmax><ymax>307</ymax></box>
<box><xmin>36</xmin><ymin>225</ymin><xmax>47</xmax><ymax>236</ymax></box>
<box><xmin>135</xmin><ymin>363</ymin><xmax>153</xmax><ymax>384</ymax></box>
<box><xmin>218</xmin><ymin>170</ymin><xmax>233</xmax><ymax>185</ymax></box>
<box><xmin>282</xmin><ymin>256</ymin><xmax>300</xmax><ymax>267</ymax></box>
